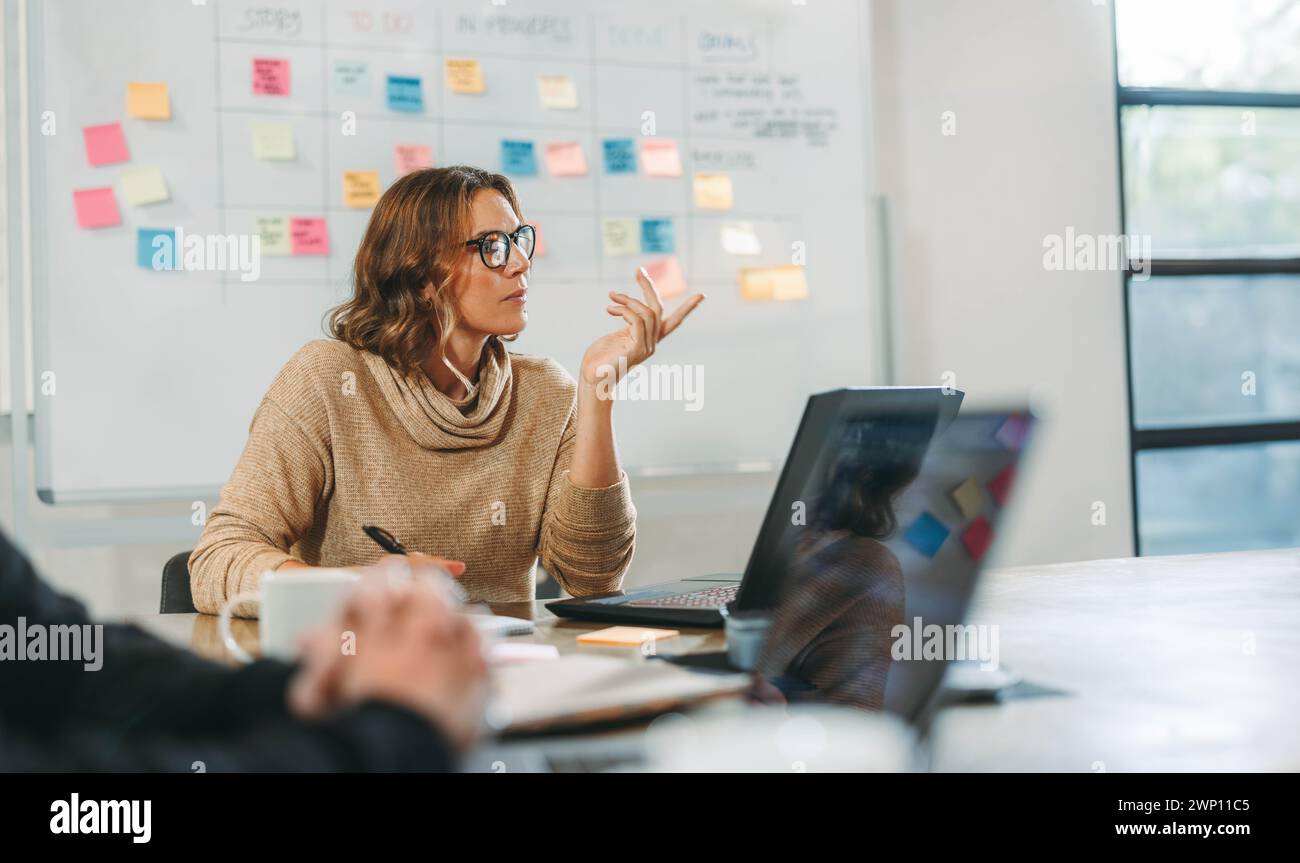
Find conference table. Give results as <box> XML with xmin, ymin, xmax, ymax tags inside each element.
<box><xmin>133</xmin><ymin>547</ymin><xmax>1300</xmax><ymax>771</ymax></box>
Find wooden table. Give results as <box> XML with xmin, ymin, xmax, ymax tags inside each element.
<box><xmin>131</xmin><ymin>547</ymin><xmax>1300</xmax><ymax>771</ymax></box>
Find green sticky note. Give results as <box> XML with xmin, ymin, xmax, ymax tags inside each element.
<box><xmin>256</xmin><ymin>216</ymin><xmax>292</xmax><ymax>256</ymax></box>
<box><xmin>601</xmin><ymin>218</ymin><xmax>640</xmax><ymax>257</ymax></box>
<box><xmin>252</xmin><ymin>121</ymin><xmax>296</xmax><ymax>160</ymax></box>
<box><xmin>120</xmin><ymin>167</ymin><xmax>169</xmax><ymax>206</ymax></box>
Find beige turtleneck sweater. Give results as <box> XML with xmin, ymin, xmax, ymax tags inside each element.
<box><xmin>189</xmin><ymin>337</ymin><xmax>636</xmax><ymax>616</ymax></box>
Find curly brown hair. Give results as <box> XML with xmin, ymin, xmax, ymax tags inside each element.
<box><xmin>327</xmin><ymin>165</ymin><xmax>521</xmax><ymax>374</ymax></box>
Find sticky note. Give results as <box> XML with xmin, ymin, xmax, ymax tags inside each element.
<box><xmin>644</xmin><ymin>256</ymin><xmax>687</xmax><ymax>300</ymax></box>
<box><xmin>693</xmin><ymin>173</ymin><xmax>733</xmax><ymax>209</ymax></box>
<box><xmin>995</xmin><ymin>414</ymin><xmax>1030</xmax><ymax>451</ymax></box>
<box><xmin>333</xmin><ymin>59</ymin><xmax>369</xmax><ymax>96</ymax></box>
<box><xmin>601</xmin><ymin>218</ymin><xmax>640</xmax><ymax>257</ymax></box>
<box><xmin>987</xmin><ymin>463</ymin><xmax>1016</xmax><ymax>507</ymax></box>
<box><xmin>639</xmin><ymin>138</ymin><xmax>682</xmax><ymax>176</ymax></box>
<box><xmin>500</xmin><ymin>140</ymin><xmax>537</xmax><ymax>176</ymax></box>
<box><xmin>721</xmin><ymin>222</ymin><xmax>761</xmax><ymax>255</ymax></box>
<box><xmin>544</xmin><ymin>141</ymin><xmax>587</xmax><ymax>176</ymax></box>
<box><xmin>640</xmin><ymin>218</ymin><xmax>675</xmax><ymax>254</ymax></box>
<box><xmin>252</xmin><ymin>58</ymin><xmax>291</xmax><ymax>96</ymax></box>
<box><xmin>136</xmin><ymin>228</ymin><xmax>176</xmax><ymax>270</ymax></box>
<box><xmin>538</xmin><ymin>74</ymin><xmax>578</xmax><ymax>109</ymax></box>
<box><xmin>576</xmin><ymin>626</ymin><xmax>680</xmax><ymax>646</ymax></box>
<box><xmin>386</xmin><ymin>75</ymin><xmax>424</xmax><ymax>112</ymax></box>
<box><xmin>602</xmin><ymin>138</ymin><xmax>637</xmax><ymax>175</ymax></box>
<box><xmin>73</xmin><ymin>187</ymin><xmax>120</xmax><ymax>229</ymax></box>
<box><xmin>961</xmin><ymin>516</ymin><xmax>993</xmax><ymax>561</ymax></box>
<box><xmin>83</xmin><ymin>122</ymin><xmax>129</xmax><ymax>166</ymax></box>
<box><xmin>531</xmin><ymin>219</ymin><xmax>546</xmax><ymax>257</ymax></box>
<box><xmin>290</xmin><ymin>217</ymin><xmax>329</xmax><ymax>255</ymax></box>
<box><xmin>256</xmin><ymin>216</ymin><xmax>291</xmax><ymax>256</ymax></box>
<box><xmin>126</xmin><ymin>82</ymin><xmax>170</xmax><ymax>120</ymax></box>
<box><xmin>342</xmin><ymin>170</ymin><xmax>381</xmax><ymax>208</ymax></box>
<box><xmin>949</xmin><ymin>477</ymin><xmax>983</xmax><ymax>520</ymax></box>
<box><xmin>252</xmin><ymin>121</ymin><xmax>295</xmax><ymax>160</ymax></box>
<box><xmin>120</xmin><ymin>167</ymin><xmax>170</xmax><ymax>206</ymax></box>
<box><xmin>738</xmin><ymin>265</ymin><xmax>809</xmax><ymax>302</ymax></box>
<box><xmin>903</xmin><ymin>512</ymin><xmax>950</xmax><ymax>558</ymax></box>
<box><xmin>445</xmin><ymin>58</ymin><xmax>485</xmax><ymax>94</ymax></box>
<box><xmin>394</xmin><ymin>144</ymin><xmax>433</xmax><ymax>178</ymax></box>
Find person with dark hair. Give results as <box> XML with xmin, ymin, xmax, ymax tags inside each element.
<box><xmin>756</xmin><ymin>415</ymin><xmax>936</xmax><ymax>710</ymax></box>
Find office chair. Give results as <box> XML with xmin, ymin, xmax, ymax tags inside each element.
<box><xmin>160</xmin><ymin>550</ymin><xmax>198</xmax><ymax>614</ymax></box>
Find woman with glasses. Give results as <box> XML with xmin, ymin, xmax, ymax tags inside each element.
<box><xmin>190</xmin><ymin>166</ymin><xmax>704</xmax><ymax>616</ymax></box>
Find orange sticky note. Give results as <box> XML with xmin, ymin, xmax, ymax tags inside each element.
<box><xmin>83</xmin><ymin>122</ymin><xmax>129</xmax><ymax>166</ymax></box>
<box><xmin>290</xmin><ymin>217</ymin><xmax>329</xmax><ymax>255</ymax></box>
<box><xmin>73</xmin><ymin>187</ymin><xmax>121</xmax><ymax>229</ymax></box>
<box><xmin>252</xmin><ymin>57</ymin><xmax>291</xmax><ymax>96</ymax></box>
<box><xmin>693</xmin><ymin>173</ymin><xmax>733</xmax><ymax>209</ymax></box>
<box><xmin>739</xmin><ymin>265</ymin><xmax>809</xmax><ymax>302</ymax></box>
<box><xmin>342</xmin><ymin>170</ymin><xmax>381</xmax><ymax>208</ymax></box>
<box><xmin>950</xmin><ymin>477</ymin><xmax>983</xmax><ymax>519</ymax></box>
<box><xmin>576</xmin><ymin>626</ymin><xmax>680</xmax><ymax>646</ymax></box>
<box><xmin>639</xmin><ymin>138</ymin><xmax>682</xmax><ymax>177</ymax></box>
<box><xmin>644</xmin><ymin>257</ymin><xmax>687</xmax><ymax>299</ymax></box>
<box><xmin>445</xmin><ymin>58</ymin><xmax>485</xmax><ymax>94</ymax></box>
<box><xmin>126</xmin><ymin>82</ymin><xmax>171</xmax><ymax>120</ymax></box>
<box><xmin>544</xmin><ymin>141</ymin><xmax>587</xmax><ymax>176</ymax></box>
<box><xmin>394</xmin><ymin>144</ymin><xmax>432</xmax><ymax>178</ymax></box>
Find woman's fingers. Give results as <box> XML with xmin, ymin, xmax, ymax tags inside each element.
<box><xmin>661</xmin><ymin>293</ymin><xmax>706</xmax><ymax>339</ymax></box>
<box><xmin>610</xmin><ymin>305</ymin><xmax>650</xmax><ymax>354</ymax></box>
<box><xmin>608</xmin><ymin>291</ymin><xmax>659</xmax><ymax>354</ymax></box>
<box><xmin>635</xmin><ymin>267</ymin><xmax>664</xmax><ymax>317</ymax></box>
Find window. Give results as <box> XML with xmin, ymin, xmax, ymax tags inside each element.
<box><xmin>1115</xmin><ymin>0</ymin><xmax>1300</xmax><ymax>554</ymax></box>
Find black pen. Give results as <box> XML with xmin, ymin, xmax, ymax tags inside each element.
<box><xmin>363</xmin><ymin>525</ymin><xmax>407</xmax><ymax>555</ymax></box>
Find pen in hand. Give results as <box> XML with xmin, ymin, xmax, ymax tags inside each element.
<box><xmin>361</xmin><ymin>525</ymin><xmax>467</xmax><ymax>604</ymax></box>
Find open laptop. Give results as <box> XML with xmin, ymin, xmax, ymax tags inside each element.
<box><xmin>547</xmin><ymin>386</ymin><xmax>965</xmax><ymax>627</ymax></box>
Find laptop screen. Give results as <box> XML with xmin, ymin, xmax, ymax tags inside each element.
<box><xmin>749</xmin><ymin>408</ymin><xmax>1034</xmax><ymax>723</ymax></box>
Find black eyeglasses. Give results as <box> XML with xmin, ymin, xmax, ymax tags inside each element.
<box><xmin>464</xmin><ymin>224</ymin><xmax>536</xmax><ymax>269</ymax></box>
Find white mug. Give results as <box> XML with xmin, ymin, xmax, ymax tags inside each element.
<box><xmin>218</xmin><ymin>568</ymin><xmax>360</xmax><ymax>663</ymax></box>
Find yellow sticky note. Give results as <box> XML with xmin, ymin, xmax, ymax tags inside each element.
<box><xmin>950</xmin><ymin>477</ymin><xmax>984</xmax><ymax>519</ymax></box>
<box><xmin>739</xmin><ymin>265</ymin><xmax>809</xmax><ymax>302</ymax></box>
<box><xmin>538</xmin><ymin>74</ymin><xmax>578</xmax><ymax>109</ymax></box>
<box><xmin>721</xmin><ymin>222</ymin><xmax>762</xmax><ymax>255</ymax></box>
<box><xmin>343</xmin><ymin>170</ymin><xmax>381</xmax><ymax>208</ymax></box>
<box><xmin>601</xmin><ymin>218</ymin><xmax>640</xmax><ymax>257</ymax></box>
<box><xmin>252</xmin><ymin>121</ymin><xmax>296</xmax><ymax>160</ymax></box>
<box><xmin>255</xmin><ymin>216</ymin><xmax>292</xmax><ymax>256</ymax></box>
<box><xmin>445</xmin><ymin>58</ymin><xmax>485</xmax><ymax>94</ymax></box>
<box><xmin>119</xmin><ymin>167</ymin><xmax>169</xmax><ymax>206</ymax></box>
<box><xmin>693</xmin><ymin>173</ymin><xmax>733</xmax><ymax>210</ymax></box>
<box><xmin>127</xmin><ymin>82</ymin><xmax>171</xmax><ymax>120</ymax></box>
<box><xmin>577</xmin><ymin>626</ymin><xmax>680</xmax><ymax>646</ymax></box>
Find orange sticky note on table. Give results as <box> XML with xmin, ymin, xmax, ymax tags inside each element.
<box><xmin>739</xmin><ymin>265</ymin><xmax>809</xmax><ymax>302</ymax></box>
<box><xmin>639</xmin><ymin>138</ymin><xmax>682</xmax><ymax>176</ymax></box>
<box><xmin>577</xmin><ymin>626</ymin><xmax>680</xmax><ymax>646</ymax></box>
<box><xmin>252</xmin><ymin>57</ymin><xmax>291</xmax><ymax>96</ymax></box>
<box><xmin>394</xmin><ymin>144</ymin><xmax>432</xmax><ymax>178</ymax></box>
<box><xmin>83</xmin><ymin>122</ymin><xmax>129</xmax><ymax>166</ymax></box>
<box><xmin>544</xmin><ymin>141</ymin><xmax>587</xmax><ymax>176</ymax></box>
<box><xmin>342</xmin><ymin>170</ymin><xmax>381</xmax><ymax>208</ymax></box>
<box><xmin>126</xmin><ymin>82</ymin><xmax>170</xmax><ymax>120</ymax></box>
<box><xmin>693</xmin><ymin>173</ymin><xmax>733</xmax><ymax>209</ymax></box>
<box><xmin>445</xmin><ymin>58</ymin><xmax>485</xmax><ymax>94</ymax></box>
<box><xmin>290</xmin><ymin>217</ymin><xmax>329</xmax><ymax>255</ymax></box>
<box><xmin>644</xmin><ymin>257</ymin><xmax>687</xmax><ymax>299</ymax></box>
<box><xmin>73</xmin><ymin>187</ymin><xmax>120</xmax><ymax>229</ymax></box>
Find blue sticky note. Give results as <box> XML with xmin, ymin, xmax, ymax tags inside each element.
<box><xmin>137</xmin><ymin>228</ymin><xmax>176</xmax><ymax>271</ymax></box>
<box><xmin>903</xmin><ymin>512</ymin><xmax>950</xmax><ymax>558</ymax></box>
<box><xmin>501</xmin><ymin>139</ymin><xmax>538</xmax><ymax>176</ymax></box>
<box><xmin>602</xmin><ymin>138</ymin><xmax>637</xmax><ymax>174</ymax></box>
<box><xmin>386</xmin><ymin>75</ymin><xmax>423</xmax><ymax>113</ymax></box>
<box><xmin>641</xmin><ymin>218</ymin><xmax>675</xmax><ymax>254</ymax></box>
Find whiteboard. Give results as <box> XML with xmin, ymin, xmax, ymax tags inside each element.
<box><xmin>27</xmin><ymin>0</ymin><xmax>877</xmax><ymax>503</ymax></box>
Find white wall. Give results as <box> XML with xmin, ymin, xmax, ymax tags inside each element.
<box><xmin>871</xmin><ymin>0</ymin><xmax>1135</xmax><ymax>565</ymax></box>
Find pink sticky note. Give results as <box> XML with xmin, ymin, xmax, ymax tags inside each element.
<box><xmin>987</xmin><ymin>463</ymin><xmax>1016</xmax><ymax>507</ymax></box>
<box><xmin>640</xmin><ymin>138</ymin><xmax>682</xmax><ymax>177</ymax></box>
<box><xmin>83</xmin><ymin>122</ymin><xmax>129</xmax><ymax>167</ymax></box>
<box><xmin>644</xmin><ymin>256</ymin><xmax>687</xmax><ymax>299</ymax></box>
<box><xmin>961</xmin><ymin>516</ymin><xmax>993</xmax><ymax>561</ymax></box>
<box><xmin>73</xmin><ymin>187</ymin><xmax>121</xmax><ymax>229</ymax></box>
<box><xmin>394</xmin><ymin>144</ymin><xmax>433</xmax><ymax>178</ymax></box>
<box><xmin>252</xmin><ymin>58</ymin><xmax>291</xmax><ymax>96</ymax></box>
<box><xmin>544</xmin><ymin>141</ymin><xmax>587</xmax><ymax>176</ymax></box>
<box><xmin>532</xmin><ymin>219</ymin><xmax>546</xmax><ymax>257</ymax></box>
<box><xmin>290</xmin><ymin>217</ymin><xmax>329</xmax><ymax>255</ymax></box>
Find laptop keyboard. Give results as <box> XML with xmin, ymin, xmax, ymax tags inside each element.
<box><xmin>627</xmin><ymin>583</ymin><xmax>739</xmax><ymax>609</ymax></box>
